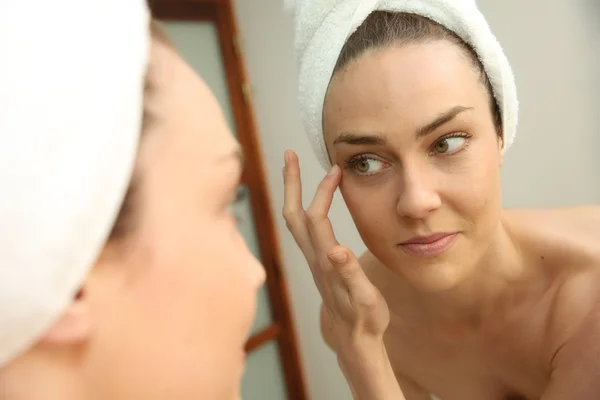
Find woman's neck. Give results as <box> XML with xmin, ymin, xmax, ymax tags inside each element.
<box><xmin>386</xmin><ymin>215</ymin><xmax>532</xmax><ymax>333</ymax></box>
<box><xmin>0</xmin><ymin>348</ymin><xmax>85</xmax><ymax>400</ymax></box>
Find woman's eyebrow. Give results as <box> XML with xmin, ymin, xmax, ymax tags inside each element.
<box><xmin>333</xmin><ymin>132</ymin><xmax>387</xmax><ymax>146</ymax></box>
<box><xmin>416</xmin><ymin>105</ymin><xmax>473</xmax><ymax>138</ymax></box>
<box><xmin>218</xmin><ymin>147</ymin><xmax>245</xmax><ymax>171</ymax></box>
<box><xmin>332</xmin><ymin>105</ymin><xmax>473</xmax><ymax>146</ymax></box>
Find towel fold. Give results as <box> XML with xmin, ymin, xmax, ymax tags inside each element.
<box><xmin>0</xmin><ymin>0</ymin><xmax>150</xmax><ymax>367</ymax></box>
<box><xmin>285</xmin><ymin>0</ymin><xmax>518</xmax><ymax>169</ymax></box>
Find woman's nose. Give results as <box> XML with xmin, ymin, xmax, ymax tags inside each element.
<box><xmin>395</xmin><ymin>167</ymin><xmax>441</xmax><ymax>220</ymax></box>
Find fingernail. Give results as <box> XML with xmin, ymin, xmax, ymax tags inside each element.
<box><xmin>327</xmin><ymin>164</ymin><xmax>339</xmax><ymax>176</ymax></box>
<box><xmin>329</xmin><ymin>251</ymin><xmax>348</xmax><ymax>265</ymax></box>
<box><xmin>284</xmin><ymin>150</ymin><xmax>290</xmax><ymax>165</ymax></box>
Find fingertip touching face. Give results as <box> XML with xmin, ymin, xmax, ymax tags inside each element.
<box><xmin>323</xmin><ymin>13</ymin><xmax>504</xmax><ymax>291</ymax></box>
<box><xmin>81</xmin><ymin>23</ymin><xmax>265</xmax><ymax>400</ymax></box>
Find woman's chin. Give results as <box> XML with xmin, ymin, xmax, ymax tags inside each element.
<box><xmin>384</xmin><ymin>255</ymin><xmax>472</xmax><ymax>293</ymax></box>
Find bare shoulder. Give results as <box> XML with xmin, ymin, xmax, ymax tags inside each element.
<box><xmin>504</xmin><ymin>206</ymin><xmax>600</xmax><ymax>368</ymax></box>
<box><xmin>504</xmin><ymin>205</ymin><xmax>600</xmax><ymax>261</ymax></box>
<box><xmin>533</xmin><ymin>204</ymin><xmax>600</xmax><ymax>370</ymax></box>
<box><xmin>546</xmin><ymin>266</ymin><xmax>600</xmax><ymax>385</ymax></box>
<box><xmin>504</xmin><ymin>204</ymin><xmax>600</xmax><ymax>235</ymax></box>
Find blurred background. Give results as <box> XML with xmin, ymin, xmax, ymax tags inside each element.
<box><xmin>153</xmin><ymin>0</ymin><xmax>600</xmax><ymax>398</ymax></box>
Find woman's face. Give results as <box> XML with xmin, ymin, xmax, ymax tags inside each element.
<box><xmin>82</xmin><ymin>38</ymin><xmax>265</xmax><ymax>398</ymax></box>
<box><xmin>323</xmin><ymin>41</ymin><xmax>504</xmax><ymax>291</ymax></box>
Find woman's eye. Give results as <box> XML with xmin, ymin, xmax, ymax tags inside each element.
<box><xmin>226</xmin><ymin>186</ymin><xmax>245</xmax><ymax>224</ymax></box>
<box><xmin>434</xmin><ymin>136</ymin><xmax>466</xmax><ymax>154</ymax></box>
<box><xmin>350</xmin><ymin>157</ymin><xmax>386</xmax><ymax>175</ymax></box>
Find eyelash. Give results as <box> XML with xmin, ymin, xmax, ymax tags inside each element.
<box><xmin>229</xmin><ymin>186</ymin><xmax>245</xmax><ymax>224</ymax></box>
<box><xmin>430</xmin><ymin>132</ymin><xmax>472</xmax><ymax>155</ymax></box>
<box><xmin>344</xmin><ymin>154</ymin><xmax>381</xmax><ymax>174</ymax></box>
<box><xmin>344</xmin><ymin>132</ymin><xmax>472</xmax><ymax>175</ymax></box>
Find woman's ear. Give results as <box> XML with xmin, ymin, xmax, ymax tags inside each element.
<box><xmin>40</xmin><ymin>289</ymin><xmax>92</xmax><ymax>345</ymax></box>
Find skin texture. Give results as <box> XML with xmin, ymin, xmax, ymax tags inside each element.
<box><xmin>315</xmin><ymin>40</ymin><xmax>600</xmax><ymax>399</ymax></box>
<box><xmin>283</xmin><ymin>153</ymin><xmax>402</xmax><ymax>400</ymax></box>
<box><xmin>0</xmin><ymin>31</ymin><xmax>265</xmax><ymax>400</ymax></box>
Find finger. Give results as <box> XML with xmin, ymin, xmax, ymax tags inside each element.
<box><xmin>282</xmin><ymin>150</ymin><xmax>303</xmax><ymax>216</ymax></box>
<box><xmin>327</xmin><ymin>246</ymin><xmax>379</xmax><ymax>309</ymax></box>
<box><xmin>282</xmin><ymin>150</ymin><xmax>315</xmax><ymax>261</ymax></box>
<box><xmin>305</xmin><ymin>164</ymin><xmax>342</xmax><ymax>259</ymax></box>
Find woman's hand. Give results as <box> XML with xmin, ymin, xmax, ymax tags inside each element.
<box><xmin>282</xmin><ymin>150</ymin><xmax>404</xmax><ymax>399</ymax></box>
<box><xmin>282</xmin><ymin>149</ymin><xmax>389</xmax><ymax>343</ymax></box>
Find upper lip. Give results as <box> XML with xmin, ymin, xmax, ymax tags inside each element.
<box><xmin>400</xmin><ymin>232</ymin><xmax>456</xmax><ymax>245</ymax></box>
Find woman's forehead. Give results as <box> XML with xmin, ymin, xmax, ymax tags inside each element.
<box><xmin>325</xmin><ymin>43</ymin><xmax>486</xmax><ymax>126</ymax></box>
<box><xmin>330</xmin><ymin>41</ymin><xmax>481</xmax><ymax>96</ymax></box>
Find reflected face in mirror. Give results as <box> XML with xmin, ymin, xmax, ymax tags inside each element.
<box><xmin>83</xmin><ymin>31</ymin><xmax>266</xmax><ymax>399</ymax></box>
<box><xmin>323</xmin><ymin>41</ymin><xmax>504</xmax><ymax>290</ymax></box>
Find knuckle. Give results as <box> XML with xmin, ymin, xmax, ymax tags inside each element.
<box><xmin>356</xmin><ymin>290</ymin><xmax>380</xmax><ymax>310</ymax></box>
<box><xmin>305</xmin><ymin>208</ymin><xmax>322</xmax><ymax>223</ymax></box>
<box><xmin>328</xmin><ymin>246</ymin><xmax>350</xmax><ymax>261</ymax></box>
<box><xmin>282</xmin><ymin>208</ymin><xmax>300</xmax><ymax>222</ymax></box>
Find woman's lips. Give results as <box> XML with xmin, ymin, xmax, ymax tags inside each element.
<box><xmin>398</xmin><ymin>232</ymin><xmax>458</xmax><ymax>257</ymax></box>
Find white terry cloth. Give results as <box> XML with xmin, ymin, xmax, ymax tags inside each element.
<box><xmin>284</xmin><ymin>0</ymin><xmax>519</xmax><ymax>170</ymax></box>
<box><xmin>0</xmin><ymin>0</ymin><xmax>150</xmax><ymax>367</ymax></box>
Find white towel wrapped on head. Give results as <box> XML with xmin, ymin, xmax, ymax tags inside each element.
<box><xmin>0</xmin><ymin>0</ymin><xmax>150</xmax><ymax>367</ymax></box>
<box><xmin>285</xmin><ymin>0</ymin><xmax>519</xmax><ymax>170</ymax></box>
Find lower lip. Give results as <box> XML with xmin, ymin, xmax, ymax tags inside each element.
<box><xmin>399</xmin><ymin>233</ymin><xmax>458</xmax><ymax>257</ymax></box>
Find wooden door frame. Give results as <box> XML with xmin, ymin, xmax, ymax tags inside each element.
<box><xmin>150</xmin><ymin>1</ymin><xmax>308</xmax><ymax>399</ymax></box>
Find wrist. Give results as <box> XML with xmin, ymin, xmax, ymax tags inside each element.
<box><xmin>337</xmin><ymin>342</ymin><xmax>404</xmax><ymax>400</ymax></box>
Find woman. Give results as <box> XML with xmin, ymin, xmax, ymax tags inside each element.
<box><xmin>284</xmin><ymin>6</ymin><xmax>600</xmax><ymax>400</ymax></box>
<box><xmin>0</xmin><ymin>1</ymin><xmax>391</xmax><ymax>399</ymax></box>
<box><xmin>0</xmin><ymin>2</ymin><xmax>258</xmax><ymax>399</ymax></box>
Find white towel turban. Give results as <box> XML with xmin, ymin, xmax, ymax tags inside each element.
<box><xmin>285</xmin><ymin>0</ymin><xmax>519</xmax><ymax>169</ymax></box>
<box><xmin>0</xmin><ymin>0</ymin><xmax>150</xmax><ymax>367</ymax></box>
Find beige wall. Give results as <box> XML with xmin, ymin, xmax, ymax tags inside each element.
<box><xmin>233</xmin><ymin>0</ymin><xmax>600</xmax><ymax>398</ymax></box>
<box><xmin>479</xmin><ymin>0</ymin><xmax>600</xmax><ymax>207</ymax></box>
